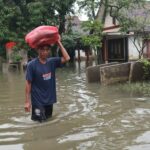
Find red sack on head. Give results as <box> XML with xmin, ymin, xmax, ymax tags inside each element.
<box><xmin>25</xmin><ymin>25</ymin><xmax>59</xmax><ymax>49</ymax></box>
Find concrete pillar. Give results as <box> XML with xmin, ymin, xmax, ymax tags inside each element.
<box><xmin>6</xmin><ymin>48</ymin><xmax>13</xmax><ymax>63</ymax></box>
<box><xmin>129</xmin><ymin>61</ymin><xmax>144</xmax><ymax>82</ymax></box>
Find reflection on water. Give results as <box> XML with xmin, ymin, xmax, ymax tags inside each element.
<box><xmin>0</xmin><ymin>144</ymin><xmax>24</xmax><ymax>150</ymax></box>
<box><xmin>57</xmin><ymin>127</ymin><xmax>100</xmax><ymax>144</ymax></box>
<box><xmin>0</xmin><ymin>62</ymin><xmax>150</xmax><ymax>150</ymax></box>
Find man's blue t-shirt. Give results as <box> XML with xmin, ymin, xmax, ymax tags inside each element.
<box><xmin>26</xmin><ymin>57</ymin><xmax>61</xmax><ymax>106</ymax></box>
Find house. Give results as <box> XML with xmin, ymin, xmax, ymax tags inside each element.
<box><xmin>66</xmin><ymin>16</ymin><xmax>85</xmax><ymax>34</ymax></box>
<box><xmin>101</xmin><ymin>3</ymin><xmax>150</xmax><ymax>63</ymax></box>
<box><xmin>5</xmin><ymin>41</ymin><xmax>28</xmax><ymax>71</ymax></box>
<box><xmin>65</xmin><ymin>16</ymin><xmax>95</xmax><ymax>61</ymax></box>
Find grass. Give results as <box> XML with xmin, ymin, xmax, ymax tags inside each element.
<box><xmin>112</xmin><ymin>81</ymin><xmax>150</xmax><ymax>96</ymax></box>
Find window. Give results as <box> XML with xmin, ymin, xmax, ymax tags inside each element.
<box><xmin>108</xmin><ymin>38</ymin><xmax>127</xmax><ymax>61</ymax></box>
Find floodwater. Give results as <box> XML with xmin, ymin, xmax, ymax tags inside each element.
<box><xmin>0</xmin><ymin>62</ymin><xmax>150</xmax><ymax>150</ymax></box>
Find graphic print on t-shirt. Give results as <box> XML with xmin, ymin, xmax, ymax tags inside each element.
<box><xmin>42</xmin><ymin>72</ymin><xmax>51</xmax><ymax>80</ymax></box>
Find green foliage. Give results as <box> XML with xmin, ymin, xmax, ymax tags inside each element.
<box><xmin>140</xmin><ymin>59</ymin><xmax>150</xmax><ymax>80</ymax></box>
<box><xmin>118</xmin><ymin>6</ymin><xmax>149</xmax><ymax>32</ymax></box>
<box><xmin>81</xmin><ymin>20</ymin><xmax>103</xmax><ymax>49</ymax></box>
<box><xmin>77</xmin><ymin>0</ymin><xmax>145</xmax><ymax>21</ymax></box>
<box><xmin>27</xmin><ymin>49</ymin><xmax>38</xmax><ymax>59</ymax></box>
<box><xmin>0</xmin><ymin>39</ymin><xmax>8</xmax><ymax>59</ymax></box>
<box><xmin>62</xmin><ymin>33</ymin><xmax>80</xmax><ymax>50</ymax></box>
<box><xmin>53</xmin><ymin>0</ymin><xmax>75</xmax><ymax>14</ymax></box>
<box><xmin>77</xmin><ymin>0</ymin><xmax>101</xmax><ymax>19</ymax></box>
<box><xmin>11</xmin><ymin>52</ymin><xmax>23</xmax><ymax>62</ymax></box>
<box><xmin>82</xmin><ymin>35</ymin><xmax>100</xmax><ymax>48</ymax></box>
<box><xmin>61</xmin><ymin>33</ymin><xmax>80</xmax><ymax>60</ymax></box>
<box><xmin>0</xmin><ymin>0</ymin><xmax>76</xmax><ymax>54</ymax></box>
<box><xmin>52</xmin><ymin>0</ymin><xmax>76</xmax><ymax>34</ymax></box>
<box><xmin>109</xmin><ymin>0</ymin><xmax>145</xmax><ymax>8</ymax></box>
<box><xmin>119</xmin><ymin>17</ymin><xmax>137</xmax><ymax>33</ymax></box>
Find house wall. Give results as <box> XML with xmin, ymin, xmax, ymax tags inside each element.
<box><xmin>104</xmin><ymin>14</ymin><xmax>119</xmax><ymax>28</ymax></box>
<box><xmin>75</xmin><ymin>49</ymin><xmax>95</xmax><ymax>61</ymax></box>
<box><xmin>143</xmin><ymin>40</ymin><xmax>150</xmax><ymax>58</ymax></box>
<box><xmin>128</xmin><ymin>36</ymin><xmax>141</xmax><ymax>60</ymax></box>
<box><xmin>75</xmin><ymin>50</ymin><xmax>85</xmax><ymax>57</ymax></box>
<box><xmin>100</xmin><ymin>62</ymin><xmax>131</xmax><ymax>85</ymax></box>
<box><xmin>65</xmin><ymin>16</ymin><xmax>86</xmax><ymax>35</ymax></box>
<box><xmin>6</xmin><ymin>49</ymin><xmax>13</xmax><ymax>63</ymax></box>
<box><xmin>19</xmin><ymin>49</ymin><xmax>28</xmax><ymax>65</ymax></box>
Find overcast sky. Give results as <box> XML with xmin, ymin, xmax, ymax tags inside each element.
<box><xmin>73</xmin><ymin>2</ymin><xmax>88</xmax><ymax>21</ymax></box>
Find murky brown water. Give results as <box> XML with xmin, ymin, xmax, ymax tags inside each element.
<box><xmin>0</xmin><ymin>62</ymin><xmax>150</xmax><ymax>150</ymax></box>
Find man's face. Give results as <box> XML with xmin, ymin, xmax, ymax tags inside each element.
<box><xmin>38</xmin><ymin>45</ymin><xmax>50</xmax><ymax>59</ymax></box>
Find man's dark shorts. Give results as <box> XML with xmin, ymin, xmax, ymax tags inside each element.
<box><xmin>31</xmin><ymin>105</ymin><xmax>53</xmax><ymax>122</ymax></box>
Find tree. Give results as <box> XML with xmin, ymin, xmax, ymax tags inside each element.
<box><xmin>52</xmin><ymin>0</ymin><xmax>76</xmax><ymax>34</ymax></box>
<box><xmin>77</xmin><ymin>0</ymin><xmax>106</xmax><ymax>63</ymax></box>
<box><xmin>77</xmin><ymin>0</ymin><xmax>101</xmax><ymax>20</ymax></box>
<box><xmin>0</xmin><ymin>0</ymin><xmax>56</xmax><ymax>49</ymax></box>
<box><xmin>61</xmin><ymin>33</ymin><xmax>80</xmax><ymax>62</ymax></box>
<box><xmin>81</xmin><ymin>20</ymin><xmax>103</xmax><ymax>63</ymax></box>
<box><xmin>77</xmin><ymin>0</ymin><xmax>146</xmax><ymax>63</ymax></box>
<box><xmin>0</xmin><ymin>0</ymin><xmax>76</xmax><ymax>59</ymax></box>
<box><xmin>116</xmin><ymin>2</ymin><xmax>150</xmax><ymax>59</ymax></box>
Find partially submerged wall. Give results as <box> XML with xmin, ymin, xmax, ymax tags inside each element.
<box><xmin>86</xmin><ymin>61</ymin><xmax>145</xmax><ymax>85</ymax></box>
<box><xmin>100</xmin><ymin>63</ymin><xmax>131</xmax><ymax>85</ymax></box>
<box><xmin>129</xmin><ymin>61</ymin><xmax>144</xmax><ymax>82</ymax></box>
<box><xmin>86</xmin><ymin>62</ymin><xmax>118</xmax><ymax>83</ymax></box>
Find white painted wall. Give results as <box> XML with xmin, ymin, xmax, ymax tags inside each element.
<box><xmin>128</xmin><ymin>36</ymin><xmax>142</xmax><ymax>60</ymax></box>
<box><xmin>104</xmin><ymin>13</ymin><xmax>144</xmax><ymax>61</ymax></box>
<box><xmin>75</xmin><ymin>49</ymin><xmax>95</xmax><ymax>60</ymax></box>
<box><xmin>75</xmin><ymin>50</ymin><xmax>85</xmax><ymax>57</ymax></box>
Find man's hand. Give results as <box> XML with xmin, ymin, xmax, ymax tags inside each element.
<box><xmin>25</xmin><ymin>80</ymin><xmax>31</xmax><ymax>112</ymax></box>
<box><xmin>57</xmin><ymin>35</ymin><xmax>62</xmax><ymax>46</ymax></box>
<box><xmin>56</xmin><ymin>35</ymin><xmax>70</xmax><ymax>63</ymax></box>
<box><xmin>24</xmin><ymin>101</ymin><xmax>31</xmax><ymax>112</ymax></box>
<box><xmin>58</xmin><ymin>34</ymin><xmax>61</xmax><ymax>41</ymax></box>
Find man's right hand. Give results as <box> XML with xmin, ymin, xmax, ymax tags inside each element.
<box><xmin>24</xmin><ymin>101</ymin><xmax>31</xmax><ymax>112</ymax></box>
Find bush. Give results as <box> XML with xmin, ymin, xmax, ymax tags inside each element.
<box><xmin>11</xmin><ymin>52</ymin><xmax>22</xmax><ymax>62</ymax></box>
<box><xmin>140</xmin><ymin>59</ymin><xmax>150</xmax><ymax>80</ymax></box>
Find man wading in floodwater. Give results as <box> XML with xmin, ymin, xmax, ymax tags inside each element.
<box><xmin>25</xmin><ymin>39</ymin><xmax>70</xmax><ymax>122</ymax></box>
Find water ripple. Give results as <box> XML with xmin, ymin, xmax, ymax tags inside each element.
<box><xmin>0</xmin><ymin>144</ymin><xmax>24</xmax><ymax>150</ymax></box>
<box><xmin>57</xmin><ymin>128</ymin><xmax>100</xmax><ymax>144</ymax></box>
